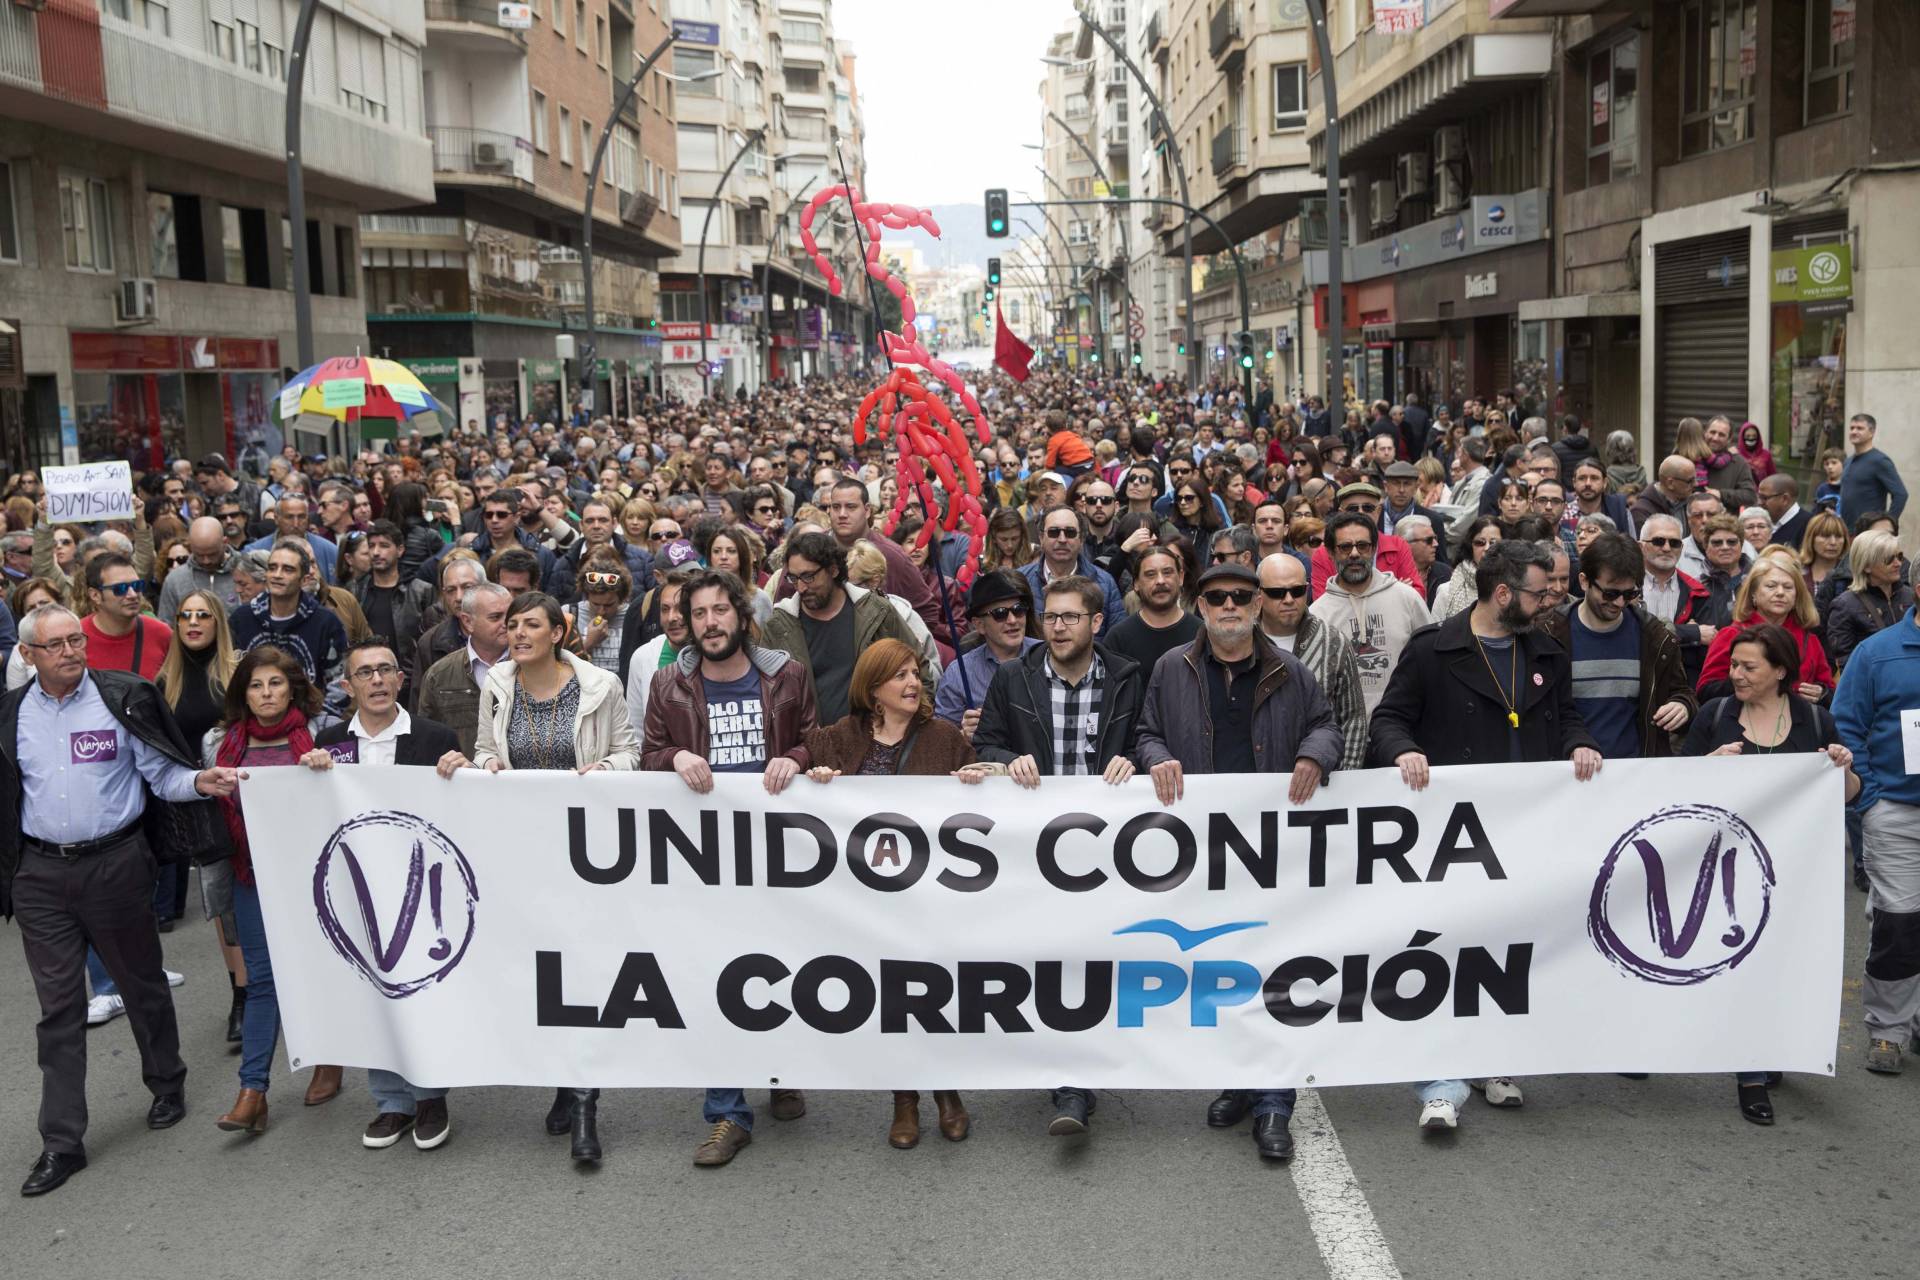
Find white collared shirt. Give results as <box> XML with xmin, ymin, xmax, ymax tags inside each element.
<box><xmin>1771</xmin><ymin>502</ymin><xmax>1802</xmax><ymax>530</ymax></box>
<box><xmin>348</xmin><ymin>706</ymin><xmax>411</xmax><ymax>767</ymax></box>
<box><xmin>467</xmin><ymin>642</ymin><xmax>499</xmax><ymax>688</ymax></box>
<box><xmin>1642</xmin><ymin>572</ymin><xmax>1680</xmax><ymax>621</ymax></box>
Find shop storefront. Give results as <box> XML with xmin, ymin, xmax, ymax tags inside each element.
<box><xmin>69</xmin><ymin>332</ymin><xmax>280</xmax><ymax>470</ymax></box>
<box><xmin>527</xmin><ymin>358</ymin><xmax>565</xmax><ymax>425</ymax></box>
<box><xmin>1769</xmin><ymin>237</ymin><xmax>1852</xmax><ymax>469</ymax></box>
<box><xmin>482</xmin><ymin>358</ymin><xmax>521</xmax><ymax>427</ymax></box>
<box><xmin>1390</xmin><ymin>242</ymin><xmax>1550</xmax><ymax>413</ymax></box>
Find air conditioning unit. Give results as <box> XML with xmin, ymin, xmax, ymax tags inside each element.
<box><xmin>1434</xmin><ymin>166</ymin><xmax>1466</xmax><ymax>213</ymax></box>
<box><xmin>621</xmin><ymin>190</ymin><xmax>659</xmax><ymax>230</ymax></box>
<box><xmin>1397</xmin><ymin>152</ymin><xmax>1430</xmax><ymax>200</ymax></box>
<box><xmin>472</xmin><ymin>141</ymin><xmax>511</xmax><ymax>171</ymax></box>
<box><xmin>1369</xmin><ymin>179</ymin><xmax>1397</xmax><ymax>227</ymax></box>
<box><xmin>1435</xmin><ymin>125</ymin><xmax>1465</xmax><ymax>164</ymax></box>
<box><xmin>115</xmin><ymin>277</ymin><xmax>158</xmax><ymax>325</ymax></box>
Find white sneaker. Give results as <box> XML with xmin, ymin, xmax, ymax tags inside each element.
<box><xmin>1418</xmin><ymin>1099</ymin><xmax>1458</xmax><ymax>1131</ymax></box>
<box><xmin>164</xmin><ymin>969</ymin><xmax>185</xmax><ymax>989</ymax></box>
<box><xmin>1475</xmin><ymin>1077</ymin><xmax>1525</xmax><ymax>1107</ymax></box>
<box><xmin>86</xmin><ymin>993</ymin><xmax>125</xmax><ymax>1026</ymax></box>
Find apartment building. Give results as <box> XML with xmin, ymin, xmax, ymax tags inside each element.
<box><xmin>654</xmin><ymin>0</ymin><xmax>868</xmax><ymax>402</ymax></box>
<box><xmin>1497</xmin><ymin>0</ymin><xmax>1919</xmax><ymax>495</ymax></box>
<box><xmin>361</xmin><ymin>0</ymin><xmax>684</xmax><ymax>426</ymax></box>
<box><xmin>0</xmin><ymin>0</ymin><xmax>432</xmax><ymax>469</ymax></box>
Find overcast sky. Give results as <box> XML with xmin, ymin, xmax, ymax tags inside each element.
<box><xmin>834</xmin><ymin>0</ymin><xmax>1082</xmax><ymax>206</ymax></box>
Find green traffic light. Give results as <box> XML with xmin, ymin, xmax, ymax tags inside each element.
<box><xmin>1178</xmin><ymin>343</ymin><xmax>1187</xmax><ymax>355</ymax></box>
<box><xmin>1131</xmin><ymin>353</ymin><xmax>1142</xmax><ymax>365</ymax></box>
<box><xmin>1265</xmin><ymin>349</ymin><xmax>1275</xmax><ymax>360</ymax></box>
<box><xmin>990</xmin><ymin>219</ymin><xmax>1005</xmax><ymax>233</ymax></box>
<box><xmin>1090</xmin><ymin>353</ymin><xmax>1100</xmax><ymax>363</ymax></box>
<box><xmin>1240</xmin><ymin>355</ymin><xmax>1253</xmax><ymax>369</ymax></box>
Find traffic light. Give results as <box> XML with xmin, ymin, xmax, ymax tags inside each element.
<box><xmin>987</xmin><ymin>257</ymin><xmax>1002</xmax><ymax>286</ymax></box>
<box><xmin>1131</xmin><ymin>351</ymin><xmax>1142</xmax><ymax>365</ymax></box>
<box><xmin>1090</xmin><ymin>351</ymin><xmax>1100</xmax><ymax>363</ymax></box>
<box><xmin>1177</xmin><ymin>341</ymin><xmax>1187</xmax><ymax>356</ymax></box>
<box><xmin>984</xmin><ymin>189</ymin><xmax>1009</xmax><ymax>238</ymax></box>
<box><xmin>1237</xmin><ymin>331</ymin><xmax>1256</xmax><ymax>369</ymax></box>
<box><xmin>984</xmin><ymin>286</ymin><xmax>995</xmax><ymax>303</ymax></box>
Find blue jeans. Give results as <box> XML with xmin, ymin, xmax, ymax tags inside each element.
<box><xmin>368</xmin><ymin>1069</ymin><xmax>447</xmax><ymax>1115</ymax></box>
<box><xmin>703</xmin><ymin>1088</ymin><xmax>753</xmax><ymax>1132</ymax></box>
<box><xmin>1417</xmin><ymin>1079</ymin><xmax>1471</xmax><ymax>1108</ymax></box>
<box><xmin>87</xmin><ymin>947</ymin><xmax>116</xmax><ymax>998</ymax></box>
<box><xmin>232</xmin><ymin>881</ymin><xmax>280</xmax><ymax>1093</ymax></box>
<box><xmin>1218</xmin><ymin>1088</ymin><xmax>1296</xmax><ymax>1120</ymax></box>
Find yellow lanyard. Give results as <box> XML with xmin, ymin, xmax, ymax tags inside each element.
<box><xmin>1475</xmin><ymin>636</ymin><xmax>1521</xmax><ymax>729</ymax></box>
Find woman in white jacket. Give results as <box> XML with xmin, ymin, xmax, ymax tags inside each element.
<box><xmin>1433</xmin><ymin>515</ymin><xmax>1503</xmax><ymax>621</ymax></box>
<box><xmin>433</xmin><ymin>590</ymin><xmax>637</xmax><ymax>1165</ymax></box>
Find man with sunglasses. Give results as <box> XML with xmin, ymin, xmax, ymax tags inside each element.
<box><xmin>1021</xmin><ymin>509</ymin><xmax>1127</xmax><ymax>642</ymax></box>
<box><xmin>1134</xmin><ymin>559</ymin><xmax>1343</xmax><ymax>1162</ymax></box>
<box><xmin>934</xmin><ymin>571</ymin><xmax>1041</xmax><ymax>739</ymax></box>
<box><xmin>1073</xmin><ymin>479</ymin><xmax>1128</xmax><ymax>586</ymax></box>
<box><xmin>1371</xmin><ymin>539</ymin><xmax>1602</xmax><ymax>1133</ymax></box>
<box><xmin>1307</xmin><ymin>482</ymin><xmax>1427</xmax><ymax>599</ymax></box>
<box><xmin>418</xmin><ymin>489</ymin><xmax>570</xmax><ymax>602</ymax></box>
<box><xmin>1539</xmin><ymin>532</ymin><xmax>1694</xmax><ymax>763</ymax></box>
<box><xmin>81</xmin><ymin>553</ymin><xmax>171</xmax><ymax>681</ymax></box>
<box><xmin>1310</xmin><ymin>512</ymin><xmax>1433</xmax><ymax>716</ymax></box>
<box><xmin>1259</xmin><ymin>553</ymin><xmax>1367</xmax><ymax>770</ymax></box>
<box><xmin>1637</xmin><ymin>514</ymin><xmax>1715</xmax><ymax>683</ymax></box>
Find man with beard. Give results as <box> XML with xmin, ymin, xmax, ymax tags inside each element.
<box><xmin>815</xmin><ymin>478</ymin><xmax>951</xmax><ymax>655</ymax></box>
<box><xmin>761</xmin><ymin>531</ymin><xmax>924</xmax><ymax>725</ymax></box>
<box><xmin>1370</xmin><ymin>538</ymin><xmax>1601</xmax><ymax>1134</ymax></box>
<box><xmin>624</xmin><ymin>566</ymin><xmax>697</xmax><ymax>732</ymax></box>
<box><xmin>933</xmin><ymin>571</ymin><xmax>1039</xmax><ymax>739</ymax></box>
<box><xmin>1309</xmin><ymin>513</ymin><xmax>1432</xmax><ymax>716</ymax></box>
<box><xmin>1134</xmin><ymin>558</ymin><xmax>1345</xmax><ymax>1163</ymax></box>
<box><xmin>1073</xmin><ymin>479</ymin><xmax>1128</xmax><ymax>587</ymax></box>
<box><xmin>640</xmin><ymin>568</ymin><xmax>816</xmax><ymax>1166</ymax></box>
<box><xmin>971</xmin><ymin>575</ymin><xmax>1144</xmax><ymax>1142</ymax></box>
<box><xmin>1570</xmin><ymin>458</ymin><xmax>1635</xmax><ymax>538</ymax></box>
<box><xmin>1259</xmin><ymin>552</ymin><xmax>1366</xmax><ymax>770</ymax></box>
<box><xmin>1104</xmin><ymin>544</ymin><xmax>1200</xmax><ymax>673</ymax></box>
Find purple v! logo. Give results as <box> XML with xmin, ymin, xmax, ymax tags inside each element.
<box><xmin>1632</xmin><ymin>829</ymin><xmax>1745</xmax><ymax>958</ymax></box>
<box><xmin>314</xmin><ymin>811</ymin><xmax>478</xmax><ymax>999</ymax></box>
<box><xmin>1589</xmin><ymin>804</ymin><xmax>1772</xmax><ymax>986</ymax></box>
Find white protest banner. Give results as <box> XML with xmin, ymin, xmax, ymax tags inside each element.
<box><xmin>43</xmin><ymin>460</ymin><xmax>132</xmax><ymax>522</ymax></box>
<box><xmin>242</xmin><ymin>757</ymin><xmax>1843</xmax><ymax>1090</ymax></box>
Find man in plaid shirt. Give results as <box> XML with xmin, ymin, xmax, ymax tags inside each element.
<box><xmin>971</xmin><ymin>575</ymin><xmax>1146</xmax><ymax>1138</ymax></box>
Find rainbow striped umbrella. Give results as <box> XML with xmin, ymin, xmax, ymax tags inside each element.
<box><xmin>273</xmin><ymin>356</ymin><xmax>449</xmax><ymax>435</ymax></box>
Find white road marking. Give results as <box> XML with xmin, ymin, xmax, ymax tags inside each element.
<box><xmin>1289</xmin><ymin>1088</ymin><xmax>1403</xmax><ymax>1280</ymax></box>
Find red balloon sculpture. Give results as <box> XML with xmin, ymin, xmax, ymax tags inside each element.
<box><xmin>799</xmin><ymin>185</ymin><xmax>990</xmax><ymax>586</ymax></box>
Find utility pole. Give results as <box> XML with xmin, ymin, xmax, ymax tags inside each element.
<box><xmin>697</xmin><ymin>126</ymin><xmax>768</xmax><ymax>400</ymax></box>
<box><xmin>284</xmin><ymin>0</ymin><xmax>320</xmax><ymax>370</ymax></box>
<box><xmin>1305</xmin><ymin>0</ymin><xmax>1344</xmax><ymax>417</ymax></box>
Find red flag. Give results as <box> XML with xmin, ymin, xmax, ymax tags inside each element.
<box><xmin>993</xmin><ymin>300</ymin><xmax>1033</xmax><ymax>383</ymax></box>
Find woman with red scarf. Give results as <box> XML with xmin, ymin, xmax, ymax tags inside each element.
<box><xmin>209</xmin><ymin>645</ymin><xmax>338</xmax><ymax>1135</ymax></box>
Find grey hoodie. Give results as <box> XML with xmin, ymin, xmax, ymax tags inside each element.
<box><xmin>157</xmin><ymin>547</ymin><xmax>242</xmax><ymax>624</ymax></box>
<box><xmin>1309</xmin><ymin>568</ymin><xmax>1433</xmax><ymax>716</ymax></box>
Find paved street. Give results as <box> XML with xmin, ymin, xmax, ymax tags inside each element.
<box><xmin>1</xmin><ymin>869</ymin><xmax>1913</xmax><ymax>1280</ymax></box>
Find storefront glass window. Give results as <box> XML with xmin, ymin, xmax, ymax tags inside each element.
<box><xmin>1514</xmin><ymin>321</ymin><xmax>1550</xmax><ymax>417</ymax></box>
<box><xmin>72</xmin><ymin>371</ymin><xmax>187</xmax><ymax>469</ymax></box>
<box><xmin>1771</xmin><ymin>306</ymin><xmax>1847</xmax><ymax>470</ymax></box>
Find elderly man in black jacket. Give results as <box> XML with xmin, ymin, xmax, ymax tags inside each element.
<box><xmin>1133</xmin><ymin>560</ymin><xmax>1345</xmax><ymax>1163</ymax></box>
<box><xmin>1370</xmin><ymin>539</ymin><xmax>1600</xmax><ymax>1135</ymax></box>
<box><xmin>971</xmin><ymin>573</ymin><xmax>1143</xmax><ymax>1139</ymax></box>
<box><xmin>1</xmin><ymin>605</ymin><xmax>240</xmax><ymax>1196</ymax></box>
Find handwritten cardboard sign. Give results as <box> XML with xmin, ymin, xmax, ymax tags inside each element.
<box><xmin>44</xmin><ymin>460</ymin><xmax>133</xmax><ymax>522</ymax></box>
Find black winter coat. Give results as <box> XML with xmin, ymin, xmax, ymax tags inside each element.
<box><xmin>0</xmin><ymin>671</ymin><xmax>228</xmax><ymax>916</ymax></box>
<box><xmin>972</xmin><ymin>642</ymin><xmax>1145</xmax><ymax>774</ymax></box>
<box><xmin>1827</xmin><ymin>583</ymin><xmax>1916</xmax><ymax>672</ymax></box>
<box><xmin>1368</xmin><ymin>611</ymin><xmax>1600</xmax><ymax>768</ymax></box>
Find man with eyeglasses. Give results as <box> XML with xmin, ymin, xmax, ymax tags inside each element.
<box><xmin>934</xmin><ymin>571</ymin><xmax>1041</xmax><ymax>739</ymax></box>
<box><xmin>1310</xmin><ymin>512</ymin><xmax>1433</xmax><ymax>716</ymax></box>
<box><xmin>1021</xmin><ymin>509</ymin><xmax>1127</xmax><ymax>642</ymax></box>
<box><xmin>1259</xmin><ymin>553</ymin><xmax>1366</xmax><ymax>771</ymax></box>
<box><xmin>81</xmin><ymin>552</ymin><xmax>171</xmax><ymax>681</ymax></box>
<box><xmin>419</xmin><ymin>489</ymin><xmax>569</xmax><ymax>602</ymax></box>
<box><xmin>1371</xmin><ymin>538</ymin><xmax>1601</xmax><ymax>1133</ymax></box>
<box><xmin>300</xmin><ymin>638</ymin><xmax>460</xmax><ymax>1151</ymax></box>
<box><xmin>1134</xmin><ymin>558</ymin><xmax>1342</xmax><ymax>1162</ymax></box>
<box><xmin>3</xmin><ymin>604</ymin><xmax>240</xmax><ymax>1196</ymax></box>
<box><xmin>817</xmin><ymin>478</ymin><xmax>951</xmax><ymax>656</ymax></box>
<box><xmin>3</xmin><ymin>531</ymin><xmax>33</xmax><ymax>586</ymax></box>
<box><xmin>313</xmin><ymin>481</ymin><xmax>358</xmax><ymax>545</ymax></box>
<box><xmin>1307</xmin><ymin>482</ymin><xmax>1426</xmax><ymax>599</ymax></box>
<box><xmin>761</xmin><ymin>531</ymin><xmax>925</xmax><ymax>725</ymax></box>
<box><xmin>1540</xmin><ymin>531</ymin><xmax>1694</xmax><ymax>765</ymax></box>
<box><xmin>972</xmin><ymin>574</ymin><xmax>1145</xmax><ymax>1142</ymax></box>
<box><xmin>1637</xmin><ymin>514</ymin><xmax>1714</xmax><ymax>684</ymax></box>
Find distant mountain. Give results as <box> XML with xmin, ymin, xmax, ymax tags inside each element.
<box><xmin>885</xmin><ymin>204</ymin><xmax>994</xmax><ymax>271</ymax></box>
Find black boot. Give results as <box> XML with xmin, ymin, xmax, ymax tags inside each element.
<box><xmin>569</xmin><ymin>1089</ymin><xmax>601</xmax><ymax>1163</ymax></box>
<box><xmin>226</xmin><ymin>978</ymin><xmax>246</xmax><ymax>1051</ymax></box>
<box><xmin>544</xmin><ymin>1088</ymin><xmax>572</xmax><ymax>1136</ymax></box>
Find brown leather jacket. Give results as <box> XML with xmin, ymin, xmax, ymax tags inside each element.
<box><xmin>804</xmin><ymin>714</ymin><xmax>976</xmax><ymax>776</ymax></box>
<box><xmin>640</xmin><ymin>644</ymin><xmax>817</xmax><ymax>771</ymax></box>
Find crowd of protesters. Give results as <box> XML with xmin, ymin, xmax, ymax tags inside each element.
<box><xmin>0</xmin><ymin>363</ymin><xmax>1910</xmax><ymax>1197</ymax></box>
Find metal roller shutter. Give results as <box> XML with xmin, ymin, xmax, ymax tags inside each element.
<box><xmin>1655</xmin><ymin>300</ymin><xmax>1748</xmax><ymax>457</ymax></box>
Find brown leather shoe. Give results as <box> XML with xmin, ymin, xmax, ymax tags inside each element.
<box><xmin>216</xmin><ymin>1088</ymin><xmax>269</xmax><ymax>1135</ymax></box>
<box><xmin>769</xmin><ymin>1088</ymin><xmax>806</xmax><ymax>1121</ymax></box>
<box><xmin>304</xmin><ymin>1065</ymin><xmax>344</xmax><ymax>1107</ymax></box>
<box><xmin>888</xmin><ymin>1091</ymin><xmax>921</xmax><ymax>1149</ymax></box>
<box><xmin>934</xmin><ymin>1090</ymin><xmax>969</xmax><ymax>1142</ymax></box>
<box><xmin>693</xmin><ymin>1119</ymin><xmax>751</xmax><ymax>1167</ymax></box>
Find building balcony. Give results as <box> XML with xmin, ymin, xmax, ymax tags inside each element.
<box><xmin>1104</xmin><ymin>120</ymin><xmax>1128</xmax><ymax>158</ymax></box>
<box><xmin>0</xmin><ymin>10</ymin><xmax>431</xmax><ymax>207</ymax></box>
<box><xmin>1143</xmin><ymin>9</ymin><xmax>1166</xmax><ymax>62</ymax></box>
<box><xmin>1489</xmin><ymin>0</ymin><xmax>1631</xmax><ymax>14</ymax></box>
<box><xmin>430</xmin><ymin>127</ymin><xmax>535</xmax><ymax>183</ymax></box>
<box><xmin>424</xmin><ymin>0</ymin><xmax>528</xmax><ymax>51</ymax></box>
<box><xmin>1211</xmin><ymin>125</ymin><xmax>1245</xmax><ymax>177</ymax></box>
<box><xmin>1208</xmin><ymin>1</ymin><xmax>1244</xmax><ymax>68</ymax></box>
